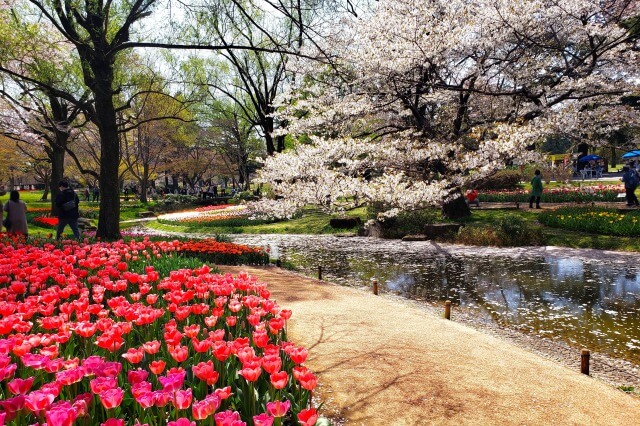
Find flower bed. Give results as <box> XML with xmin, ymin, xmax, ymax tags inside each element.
<box><xmin>0</xmin><ymin>238</ymin><xmax>326</xmax><ymax>425</ymax></box>
<box><xmin>480</xmin><ymin>185</ymin><xmax>624</xmax><ymax>203</ymax></box>
<box><xmin>159</xmin><ymin>206</ymin><xmax>248</xmax><ymax>223</ymax></box>
<box><xmin>539</xmin><ymin>207</ymin><xmax>640</xmax><ymax>236</ymax></box>
<box><xmin>175</xmin><ymin>239</ymin><xmax>269</xmax><ymax>265</ymax></box>
<box><xmin>33</xmin><ymin>217</ymin><xmax>59</xmax><ymax>228</ymax></box>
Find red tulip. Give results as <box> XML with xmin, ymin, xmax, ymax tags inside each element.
<box><xmin>122</xmin><ymin>348</ymin><xmax>144</xmax><ymax>364</ymax></box>
<box><xmin>270</xmin><ymin>371</ymin><xmax>288</xmax><ymax>389</ymax></box>
<box><xmin>297</xmin><ymin>408</ymin><xmax>319</xmax><ymax>426</ymax></box>
<box><xmin>261</xmin><ymin>355</ymin><xmax>282</xmax><ymax>374</ymax></box>
<box><xmin>169</xmin><ymin>344</ymin><xmax>189</xmax><ymax>362</ymax></box>
<box><xmin>239</xmin><ymin>361</ymin><xmax>262</xmax><ymax>382</ymax></box>
<box><xmin>149</xmin><ymin>360</ymin><xmax>166</xmax><ymax>375</ymax></box>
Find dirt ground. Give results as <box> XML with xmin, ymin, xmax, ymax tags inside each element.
<box><xmin>220</xmin><ymin>265</ymin><xmax>640</xmax><ymax>426</ymax></box>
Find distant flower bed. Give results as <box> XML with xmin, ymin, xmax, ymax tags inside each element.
<box><xmin>175</xmin><ymin>239</ymin><xmax>269</xmax><ymax>265</ymax></box>
<box><xmin>539</xmin><ymin>207</ymin><xmax>640</xmax><ymax>236</ymax></box>
<box><xmin>193</xmin><ymin>205</ymin><xmax>234</xmax><ymax>212</ymax></box>
<box><xmin>159</xmin><ymin>206</ymin><xmax>248</xmax><ymax>223</ymax></box>
<box><xmin>28</xmin><ymin>207</ymin><xmax>51</xmax><ymax>213</ymax></box>
<box><xmin>33</xmin><ymin>216</ymin><xmax>59</xmax><ymax>228</ymax></box>
<box><xmin>481</xmin><ymin>185</ymin><xmax>623</xmax><ymax>203</ymax></box>
<box><xmin>0</xmin><ymin>237</ymin><xmax>326</xmax><ymax>425</ymax></box>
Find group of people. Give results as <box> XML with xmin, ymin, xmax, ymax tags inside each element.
<box><xmin>2</xmin><ymin>180</ymin><xmax>81</xmax><ymax>240</ymax></box>
<box><xmin>82</xmin><ymin>186</ymin><xmax>100</xmax><ymax>202</ymax></box>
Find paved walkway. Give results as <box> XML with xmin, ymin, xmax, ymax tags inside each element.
<box><xmin>220</xmin><ymin>266</ymin><xmax>640</xmax><ymax>426</ymax></box>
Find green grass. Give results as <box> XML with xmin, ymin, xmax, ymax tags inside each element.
<box><xmin>148</xmin><ymin>208</ymin><xmax>368</xmax><ymax>235</ymax></box>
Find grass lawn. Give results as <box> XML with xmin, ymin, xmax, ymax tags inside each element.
<box><xmin>149</xmin><ymin>208</ymin><xmax>368</xmax><ymax>235</ymax></box>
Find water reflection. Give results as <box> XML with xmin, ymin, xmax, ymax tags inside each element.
<box><xmin>231</xmin><ymin>235</ymin><xmax>640</xmax><ymax>364</ymax></box>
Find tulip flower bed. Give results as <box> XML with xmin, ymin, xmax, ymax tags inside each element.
<box><xmin>0</xmin><ymin>237</ymin><xmax>325</xmax><ymax>425</ymax></box>
<box><xmin>155</xmin><ymin>206</ymin><xmax>277</xmax><ymax>230</ymax></box>
<box><xmin>32</xmin><ymin>217</ymin><xmax>59</xmax><ymax>229</ymax></box>
<box><xmin>538</xmin><ymin>207</ymin><xmax>640</xmax><ymax>236</ymax></box>
<box><xmin>173</xmin><ymin>239</ymin><xmax>269</xmax><ymax>266</ymax></box>
<box><xmin>480</xmin><ymin>185</ymin><xmax>623</xmax><ymax>203</ymax></box>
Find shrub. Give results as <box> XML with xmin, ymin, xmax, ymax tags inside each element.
<box><xmin>229</xmin><ymin>191</ymin><xmax>258</xmax><ymax>204</ymax></box>
<box><xmin>161</xmin><ymin>193</ymin><xmax>199</xmax><ymax>205</ymax></box>
<box><xmin>456</xmin><ymin>214</ymin><xmax>543</xmax><ymax>246</ymax></box>
<box><xmin>375</xmin><ymin>209</ymin><xmax>441</xmax><ymax>238</ymax></box>
<box><xmin>476</xmin><ymin>169</ymin><xmax>523</xmax><ymax>190</ymax></box>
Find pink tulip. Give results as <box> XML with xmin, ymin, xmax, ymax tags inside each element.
<box><xmin>266</xmin><ymin>400</ymin><xmax>290</xmax><ymax>418</ymax></box>
<box><xmin>99</xmin><ymin>387</ymin><xmax>124</xmax><ymax>409</ymax></box>
<box><xmin>253</xmin><ymin>413</ymin><xmax>275</xmax><ymax>426</ymax></box>
<box><xmin>173</xmin><ymin>388</ymin><xmax>193</xmax><ymax>410</ymax></box>
<box><xmin>167</xmin><ymin>419</ymin><xmax>195</xmax><ymax>426</ymax></box>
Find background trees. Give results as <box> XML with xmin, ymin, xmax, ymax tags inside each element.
<box><xmin>252</xmin><ymin>0</ymin><xmax>640</xmax><ymax>219</ymax></box>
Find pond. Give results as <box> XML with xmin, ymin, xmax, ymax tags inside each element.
<box><xmin>229</xmin><ymin>234</ymin><xmax>640</xmax><ymax>366</ymax></box>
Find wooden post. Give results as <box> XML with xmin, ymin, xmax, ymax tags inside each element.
<box><xmin>318</xmin><ymin>265</ymin><xmax>322</xmax><ymax>280</ymax></box>
<box><xmin>581</xmin><ymin>349</ymin><xmax>590</xmax><ymax>375</ymax></box>
<box><xmin>372</xmin><ymin>278</ymin><xmax>378</xmax><ymax>295</ymax></box>
<box><xmin>445</xmin><ymin>300</ymin><xmax>452</xmax><ymax>320</ymax></box>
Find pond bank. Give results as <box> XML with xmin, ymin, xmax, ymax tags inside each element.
<box><xmin>220</xmin><ymin>265</ymin><xmax>640</xmax><ymax>425</ymax></box>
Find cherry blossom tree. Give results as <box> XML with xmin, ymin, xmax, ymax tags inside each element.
<box><xmin>252</xmin><ymin>0</ymin><xmax>640</xmax><ymax>219</ymax></box>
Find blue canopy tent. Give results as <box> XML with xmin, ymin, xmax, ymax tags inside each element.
<box><xmin>622</xmin><ymin>150</ymin><xmax>640</xmax><ymax>159</ymax></box>
<box><xmin>577</xmin><ymin>154</ymin><xmax>602</xmax><ymax>163</ymax></box>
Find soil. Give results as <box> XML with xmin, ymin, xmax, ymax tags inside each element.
<box><xmin>220</xmin><ymin>265</ymin><xmax>640</xmax><ymax>426</ymax></box>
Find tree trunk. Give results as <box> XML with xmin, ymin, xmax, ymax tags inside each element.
<box><xmin>264</xmin><ymin>117</ymin><xmax>276</xmax><ymax>155</ymax></box>
<box><xmin>140</xmin><ymin>163</ymin><xmax>149</xmax><ymax>203</ymax></box>
<box><xmin>442</xmin><ymin>193</ymin><xmax>471</xmax><ymax>219</ymax></box>
<box><xmin>49</xmin><ymin>145</ymin><xmax>65</xmax><ymax>216</ymax></box>
<box><xmin>94</xmin><ymin>65</ymin><xmax>121</xmax><ymax>240</ymax></box>
<box><xmin>41</xmin><ymin>173</ymin><xmax>50</xmax><ymax>201</ymax></box>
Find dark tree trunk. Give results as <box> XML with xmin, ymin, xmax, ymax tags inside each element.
<box><xmin>276</xmin><ymin>135</ymin><xmax>285</xmax><ymax>153</ymax></box>
<box><xmin>94</xmin><ymin>64</ymin><xmax>121</xmax><ymax>240</ymax></box>
<box><xmin>442</xmin><ymin>193</ymin><xmax>471</xmax><ymax>219</ymax></box>
<box><xmin>140</xmin><ymin>163</ymin><xmax>149</xmax><ymax>203</ymax></box>
<box><xmin>49</xmin><ymin>145</ymin><xmax>66</xmax><ymax>216</ymax></box>
<box><xmin>264</xmin><ymin>116</ymin><xmax>276</xmax><ymax>155</ymax></box>
<box><xmin>41</xmin><ymin>174</ymin><xmax>50</xmax><ymax>201</ymax></box>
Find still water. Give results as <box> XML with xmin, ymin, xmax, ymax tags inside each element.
<box><xmin>230</xmin><ymin>235</ymin><xmax>640</xmax><ymax>365</ymax></box>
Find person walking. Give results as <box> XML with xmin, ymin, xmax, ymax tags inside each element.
<box><xmin>3</xmin><ymin>190</ymin><xmax>28</xmax><ymax>236</ymax></box>
<box><xmin>529</xmin><ymin>169</ymin><xmax>543</xmax><ymax>209</ymax></box>
<box><xmin>621</xmin><ymin>165</ymin><xmax>640</xmax><ymax>207</ymax></box>
<box><xmin>55</xmin><ymin>180</ymin><xmax>81</xmax><ymax>240</ymax></box>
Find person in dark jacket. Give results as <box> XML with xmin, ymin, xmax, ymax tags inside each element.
<box><xmin>529</xmin><ymin>169</ymin><xmax>543</xmax><ymax>209</ymax></box>
<box><xmin>55</xmin><ymin>180</ymin><xmax>81</xmax><ymax>240</ymax></box>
